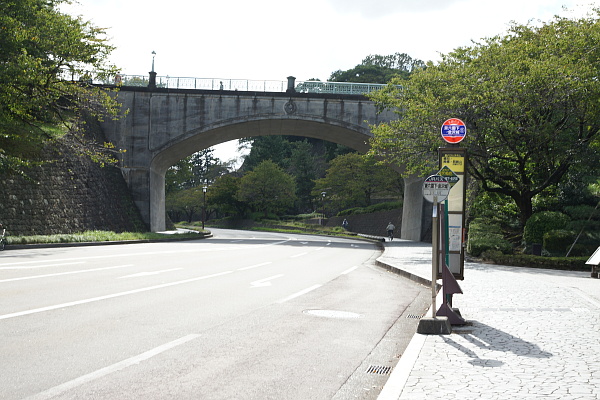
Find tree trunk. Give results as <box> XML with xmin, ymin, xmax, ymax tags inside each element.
<box><xmin>514</xmin><ymin>193</ymin><xmax>534</xmax><ymax>228</ymax></box>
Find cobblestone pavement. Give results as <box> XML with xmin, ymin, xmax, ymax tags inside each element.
<box><xmin>377</xmin><ymin>240</ymin><xmax>600</xmax><ymax>400</ymax></box>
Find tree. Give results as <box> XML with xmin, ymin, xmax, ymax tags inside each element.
<box><xmin>288</xmin><ymin>140</ymin><xmax>326</xmax><ymax>212</ymax></box>
<box><xmin>313</xmin><ymin>153</ymin><xmax>403</xmax><ymax>212</ymax></box>
<box><xmin>369</xmin><ymin>11</ymin><xmax>600</xmax><ymax>227</ymax></box>
<box><xmin>329</xmin><ymin>52</ymin><xmax>425</xmax><ymax>83</ymax></box>
<box><xmin>237</xmin><ymin>160</ymin><xmax>297</xmax><ymax>217</ymax></box>
<box><xmin>240</xmin><ymin>136</ymin><xmax>292</xmax><ymax>171</ymax></box>
<box><xmin>165</xmin><ymin>148</ymin><xmax>229</xmax><ymax>194</ymax></box>
<box><xmin>0</xmin><ymin>0</ymin><xmax>120</xmax><ymax>174</ymax></box>
<box><xmin>207</xmin><ymin>175</ymin><xmax>247</xmax><ymax>218</ymax></box>
<box><xmin>166</xmin><ymin>186</ymin><xmax>204</xmax><ymax>223</ymax></box>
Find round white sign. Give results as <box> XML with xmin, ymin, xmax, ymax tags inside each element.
<box><xmin>422</xmin><ymin>175</ymin><xmax>450</xmax><ymax>203</ymax></box>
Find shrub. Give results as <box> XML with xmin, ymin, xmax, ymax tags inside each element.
<box><xmin>543</xmin><ymin>229</ymin><xmax>575</xmax><ymax>256</ymax></box>
<box><xmin>523</xmin><ymin>211</ymin><xmax>570</xmax><ymax>244</ymax></box>
<box><xmin>336</xmin><ymin>201</ymin><xmax>401</xmax><ymax>217</ymax></box>
<box><xmin>467</xmin><ymin>219</ymin><xmax>513</xmax><ymax>257</ymax></box>
<box><xmin>481</xmin><ymin>252</ymin><xmax>588</xmax><ymax>271</ymax></box>
<box><xmin>563</xmin><ymin>205</ymin><xmax>600</xmax><ymax>221</ymax></box>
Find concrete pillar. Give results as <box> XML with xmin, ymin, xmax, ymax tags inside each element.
<box><xmin>149</xmin><ymin>71</ymin><xmax>157</xmax><ymax>89</ymax></box>
<box><xmin>286</xmin><ymin>76</ymin><xmax>296</xmax><ymax>93</ymax></box>
<box><xmin>150</xmin><ymin>166</ymin><xmax>166</xmax><ymax>232</ymax></box>
<box><xmin>401</xmin><ymin>175</ymin><xmax>425</xmax><ymax>241</ymax></box>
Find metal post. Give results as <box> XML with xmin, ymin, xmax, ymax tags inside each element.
<box><xmin>202</xmin><ymin>186</ymin><xmax>207</xmax><ymax>230</ymax></box>
<box><xmin>431</xmin><ymin>198</ymin><xmax>438</xmax><ymax>318</ymax></box>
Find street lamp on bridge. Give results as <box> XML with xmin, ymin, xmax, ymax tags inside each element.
<box><xmin>202</xmin><ymin>185</ymin><xmax>208</xmax><ymax>230</ymax></box>
<box><xmin>149</xmin><ymin>51</ymin><xmax>157</xmax><ymax>89</ymax></box>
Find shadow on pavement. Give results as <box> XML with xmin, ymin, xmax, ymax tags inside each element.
<box><xmin>443</xmin><ymin>320</ymin><xmax>553</xmax><ymax>368</ymax></box>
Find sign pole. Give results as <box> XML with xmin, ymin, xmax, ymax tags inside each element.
<box><xmin>431</xmin><ymin>196</ymin><xmax>438</xmax><ymax>318</ymax></box>
<box><xmin>418</xmin><ymin>174</ymin><xmax>452</xmax><ymax>334</ymax></box>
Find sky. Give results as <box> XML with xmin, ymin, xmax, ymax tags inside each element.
<box><xmin>62</xmin><ymin>0</ymin><xmax>595</xmax><ymax>164</ymax></box>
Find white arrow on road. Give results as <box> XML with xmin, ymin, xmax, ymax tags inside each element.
<box><xmin>120</xmin><ymin>268</ymin><xmax>182</xmax><ymax>279</ymax></box>
<box><xmin>250</xmin><ymin>274</ymin><xmax>283</xmax><ymax>288</ymax></box>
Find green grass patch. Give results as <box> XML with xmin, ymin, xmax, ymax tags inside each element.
<box><xmin>5</xmin><ymin>230</ymin><xmax>200</xmax><ymax>245</ymax></box>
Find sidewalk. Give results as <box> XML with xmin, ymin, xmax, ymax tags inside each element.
<box><xmin>376</xmin><ymin>239</ymin><xmax>600</xmax><ymax>400</ymax></box>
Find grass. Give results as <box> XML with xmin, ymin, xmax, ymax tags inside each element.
<box><xmin>5</xmin><ymin>230</ymin><xmax>202</xmax><ymax>245</ymax></box>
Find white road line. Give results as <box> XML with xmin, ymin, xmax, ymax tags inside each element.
<box><xmin>0</xmin><ymin>271</ymin><xmax>233</xmax><ymax>321</ymax></box>
<box><xmin>237</xmin><ymin>262</ymin><xmax>272</xmax><ymax>271</ymax></box>
<box><xmin>276</xmin><ymin>284</ymin><xmax>321</xmax><ymax>304</ymax></box>
<box><xmin>0</xmin><ymin>265</ymin><xmax>134</xmax><ymax>284</ymax></box>
<box><xmin>0</xmin><ymin>240</ymin><xmax>291</xmax><ymax>267</ymax></box>
<box><xmin>290</xmin><ymin>252</ymin><xmax>308</xmax><ymax>258</ymax></box>
<box><xmin>0</xmin><ymin>262</ymin><xmax>85</xmax><ymax>270</ymax></box>
<box><xmin>341</xmin><ymin>266</ymin><xmax>358</xmax><ymax>275</ymax></box>
<box><xmin>119</xmin><ymin>268</ymin><xmax>182</xmax><ymax>279</ymax></box>
<box><xmin>250</xmin><ymin>274</ymin><xmax>284</xmax><ymax>288</ymax></box>
<box><xmin>25</xmin><ymin>334</ymin><xmax>201</xmax><ymax>400</ymax></box>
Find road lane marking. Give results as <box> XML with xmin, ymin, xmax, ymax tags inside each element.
<box><xmin>0</xmin><ymin>271</ymin><xmax>233</xmax><ymax>321</ymax></box>
<box><xmin>250</xmin><ymin>274</ymin><xmax>284</xmax><ymax>288</ymax></box>
<box><xmin>25</xmin><ymin>334</ymin><xmax>201</xmax><ymax>400</ymax></box>
<box><xmin>119</xmin><ymin>268</ymin><xmax>182</xmax><ymax>279</ymax></box>
<box><xmin>0</xmin><ymin>262</ymin><xmax>86</xmax><ymax>270</ymax></box>
<box><xmin>276</xmin><ymin>284</ymin><xmax>322</xmax><ymax>304</ymax></box>
<box><xmin>237</xmin><ymin>262</ymin><xmax>272</xmax><ymax>271</ymax></box>
<box><xmin>0</xmin><ymin>265</ymin><xmax>134</xmax><ymax>284</ymax></box>
<box><xmin>341</xmin><ymin>266</ymin><xmax>358</xmax><ymax>275</ymax></box>
<box><xmin>0</xmin><ymin>240</ymin><xmax>291</xmax><ymax>267</ymax></box>
<box><xmin>290</xmin><ymin>252</ymin><xmax>308</xmax><ymax>258</ymax></box>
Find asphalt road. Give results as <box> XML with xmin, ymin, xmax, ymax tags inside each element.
<box><xmin>0</xmin><ymin>229</ymin><xmax>428</xmax><ymax>400</ymax></box>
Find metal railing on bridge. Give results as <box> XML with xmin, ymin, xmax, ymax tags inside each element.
<box><xmin>108</xmin><ymin>74</ymin><xmax>387</xmax><ymax>95</ymax></box>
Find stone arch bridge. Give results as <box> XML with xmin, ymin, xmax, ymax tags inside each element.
<box><xmin>100</xmin><ymin>82</ymin><xmax>425</xmax><ymax>240</ymax></box>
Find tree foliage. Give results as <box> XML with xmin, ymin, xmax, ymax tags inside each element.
<box><xmin>369</xmin><ymin>11</ymin><xmax>600</xmax><ymax>226</ymax></box>
<box><xmin>237</xmin><ymin>160</ymin><xmax>297</xmax><ymax>217</ymax></box>
<box><xmin>165</xmin><ymin>148</ymin><xmax>228</xmax><ymax>194</ymax></box>
<box><xmin>0</xmin><ymin>0</ymin><xmax>120</xmax><ymax>174</ymax></box>
<box><xmin>206</xmin><ymin>175</ymin><xmax>247</xmax><ymax>217</ymax></box>
<box><xmin>313</xmin><ymin>153</ymin><xmax>403</xmax><ymax>212</ymax></box>
<box><xmin>329</xmin><ymin>52</ymin><xmax>425</xmax><ymax>83</ymax></box>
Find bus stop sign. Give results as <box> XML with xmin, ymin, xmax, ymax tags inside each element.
<box><xmin>423</xmin><ymin>175</ymin><xmax>450</xmax><ymax>203</ymax></box>
<box><xmin>441</xmin><ymin>118</ymin><xmax>466</xmax><ymax>144</ymax></box>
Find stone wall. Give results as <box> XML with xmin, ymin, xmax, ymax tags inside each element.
<box><xmin>326</xmin><ymin>210</ymin><xmax>402</xmax><ymax>237</ymax></box>
<box><xmin>0</xmin><ymin>141</ymin><xmax>147</xmax><ymax>236</ymax></box>
<box><xmin>327</xmin><ymin>204</ymin><xmax>432</xmax><ymax>242</ymax></box>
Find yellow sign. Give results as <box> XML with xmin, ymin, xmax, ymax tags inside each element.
<box><xmin>440</xmin><ymin>153</ymin><xmax>465</xmax><ymax>173</ymax></box>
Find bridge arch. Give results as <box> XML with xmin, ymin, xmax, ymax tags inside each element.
<box><xmin>101</xmin><ymin>87</ymin><xmax>425</xmax><ymax>240</ymax></box>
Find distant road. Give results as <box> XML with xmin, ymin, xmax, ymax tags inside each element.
<box><xmin>0</xmin><ymin>229</ymin><xmax>427</xmax><ymax>400</ymax></box>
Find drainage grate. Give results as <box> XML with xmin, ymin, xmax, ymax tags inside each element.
<box><xmin>406</xmin><ymin>314</ymin><xmax>423</xmax><ymax>319</ymax></box>
<box><xmin>366</xmin><ymin>365</ymin><xmax>392</xmax><ymax>375</ymax></box>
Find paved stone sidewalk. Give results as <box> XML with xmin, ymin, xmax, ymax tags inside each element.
<box><xmin>377</xmin><ymin>240</ymin><xmax>600</xmax><ymax>400</ymax></box>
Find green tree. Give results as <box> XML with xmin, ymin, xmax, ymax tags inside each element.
<box><xmin>369</xmin><ymin>11</ymin><xmax>600</xmax><ymax>227</ymax></box>
<box><xmin>207</xmin><ymin>175</ymin><xmax>247</xmax><ymax>218</ymax></box>
<box><xmin>313</xmin><ymin>153</ymin><xmax>403</xmax><ymax>211</ymax></box>
<box><xmin>166</xmin><ymin>186</ymin><xmax>204</xmax><ymax>223</ymax></box>
<box><xmin>237</xmin><ymin>160</ymin><xmax>297</xmax><ymax>217</ymax></box>
<box><xmin>240</xmin><ymin>136</ymin><xmax>292</xmax><ymax>171</ymax></box>
<box><xmin>0</xmin><ymin>0</ymin><xmax>119</xmax><ymax>174</ymax></box>
<box><xmin>288</xmin><ymin>140</ymin><xmax>326</xmax><ymax>211</ymax></box>
<box><xmin>165</xmin><ymin>148</ymin><xmax>228</xmax><ymax>194</ymax></box>
<box><xmin>329</xmin><ymin>52</ymin><xmax>424</xmax><ymax>83</ymax></box>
